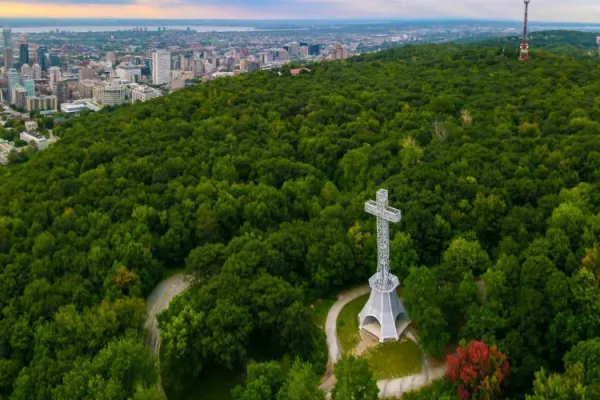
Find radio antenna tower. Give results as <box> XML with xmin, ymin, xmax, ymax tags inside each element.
<box><xmin>519</xmin><ymin>0</ymin><xmax>531</xmax><ymax>61</ymax></box>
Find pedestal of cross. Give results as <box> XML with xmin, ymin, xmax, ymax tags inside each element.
<box><xmin>358</xmin><ymin>189</ymin><xmax>411</xmax><ymax>342</ymax></box>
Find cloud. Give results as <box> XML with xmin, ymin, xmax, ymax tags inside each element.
<box><xmin>1</xmin><ymin>0</ymin><xmax>600</xmax><ymax>21</ymax></box>
<box><xmin>0</xmin><ymin>0</ymin><xmax>135</xmax><ymax>3</ymax></box>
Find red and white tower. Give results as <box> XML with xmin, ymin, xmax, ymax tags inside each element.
<box><xmin>519</xmin><ymin>0</ymin><xmax>531</xmax><ymax>61</ymax></box>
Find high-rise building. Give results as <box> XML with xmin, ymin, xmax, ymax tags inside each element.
<box><xmin>2</xmin><ymin>27</ymin><xmax>11</xmax><ymax>48</ymax></box>
<box><xmin>21</xmin><ymin>63</ymin><xmax>32</xmax><ymax>78</ymax></box>
<box><xmin>3</xmin><ymin>48</ymin><xmax>14</xmax><ymax>69</ymax></box>
<box><xmin>50</xmin><ymin>54</ymin><xmax>60</xmax><ymax>67</ymax></box>
<box><xmin>12</xmin><ymin>86</ymin><xmax>27</xmax><ymax>109</ymax></box>
<box><xmin>2</xmin><ymin>27</ymin><xmax>12</xmax><ymax>68</ymax></box>
<box><xmin>23</xmin><ymin>79</ymin><xmax>35</xmax><ymax>97</ymax></box>
<box><xmin>19</xmin><ymin>43</ymin><xmax>29</xmax><ymax>65</ymax></box>
<box><xmin>7</xmin><ymin>68</ymin><xmax>21</xmax><ymax>104</ymax></box>
<box><xmin>299</xmin><ymin>46</ymin><xmax>308</xmax><ymax>58</ymax></box>
<box><xmin>78</xmin><ymin>79</ymin><xmax>97</xmax><ymax>99</ymax></box>
<box><xmin>79</xmin><ymin>66</ymin><xmax>95</xmax><ymax>80</ymax></box>
<box><xmin>105</xmin><ymin>51</ymin><xmax>116</xmax><ymax>66</ymax></box>
<box><xmin>151</xmin><ymin>50</ymin><xmax>171</xmax><ymax>86</ymax></box>
<box><xmin>92</xmin><ymin>81</ymin><xmax>125</xmax><ymax>106</ymax></box>
<box><xmin>31</xmin><ymin>63</ymin><xmax>42</xmax><ymax>79</ymax></box>
<box><xmin>26</xmin><ymin>95</ymin><xmax>57</xmax><ymax>112</ymax></box>
<box><xmin>287</xmin><ymin>42</ymin><xmax>300</xmax><ymax>58</ymax></box>
<box><xmin>47</xmin><ymin>66</ymin><xmax>61</xmax><ymax>90</ymax></box>
<box><xmin>37</xmin><ymin>47</ymin><xmax>49</xmax><ymax>71</ymax></box>
<box><xmin>116</xmin><ymin>65</ymin><xmax>141</xmax><ymax>83</ymax></box>
<box><xmin>179</xmin><ymin>54</ymin><xmax>189</xmax><ymax>71</ymax></box>
<box><xmin>247</xmin><ymin>60</ymin><xmax>261</xmax><ymax>72</ymax></box>
<box><xmin>308</xmin><ymin>44</ymin><xmax>321</xmax><ymax>56</ymax></box>
<box><xmin>259</xmin><ymin>52</ymin><xmax>272</xmax><ymax>65</ymax></box>
<box><xmin>55</xmin><ymin>80</ymin><xmax>69</xmax><ymax>105</ymax></box>
<box><xmin>332</xmin><ymin>44</ymin><xmax>351</xmax><ymax>60</ymax></box>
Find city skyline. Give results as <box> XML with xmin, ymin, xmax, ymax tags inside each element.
<box><xmin>1</xmin><ymin>0</ymin><xmax>600</xmax><ymax>22</ymax></box>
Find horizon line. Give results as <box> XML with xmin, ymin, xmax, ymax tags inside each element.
<box><xmin>2</xmin><ymin>17</ymin><xmax>600</xmax><ymax>25</ymax></box>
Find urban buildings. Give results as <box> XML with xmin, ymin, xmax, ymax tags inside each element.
<box><xmin>7</xmin><ymin>69</ymin><xmax>20</xmax><ymax>104</ymax></box>
<box><xmin>131</xmin><ymin>85</ymin><xmax>162</xmax><ymax>102</ymax></box>
<box><xmin>20</xmin><ymin>131</ymin><xmax>48</xmax><ymax>150</ymax></box>
<box><xmin>3</xmin><ymin>27</ymin><xmax>13</xmax><ymax>69</ymax></box>
<box><xmin>60</xmin><ymin>99</ymin><xmax>102</xmax><ymax>113</ymax></box>
<box><xmin>78</xmin><ymin>79</ymin><xmax>97</xmax><ymax>99</ymax></box>
<box><xmin>152</xmin><ymin>50</ymin><xmax>171</xmax><ymax>86</ymax></box>
<box><xmin>12</xmin><ymin>87</ymin><xmax>27</xmax><ymax>109</ymax></box>
<box><xmin>26</xmin><ymin>95</ymin><xmax>58</xmax><ymax>112</ymax></box>
<box><xmin>92</xmin><ymin>81</ymin><xmax>126</xmax><ymax>106</ymax></box>
<box><xmin>23</xmin><ymin>79</ymin><xmax>35</xmax><ymax>97</ymax></box>
<box><xmin>19</xmin><ymin>43</ymin><xmax>29</xmax><ymax>65</ymax></box>
<box><xmin>55</xmin><ymin>81</ymin><xmax>69</xmax><ymax>105</ymax></box>
<box><xmin>37</xmin><ymin>46</ymin><xmax>50</xmax><ymax>71</ymax></box>
<box><xmin>30</xmin><ymin>63</ymin><xmax>42</xmax><ymax>80</ymax></box>
<box><xmin>116</xmin><ymin>64</ymin><xmax>142</xmax><ymax>83</ymax></box>
<box><xmin>47</xmin><ymin>66</ymin><xmax>61</xmax><ymax>89</ymax></box>
<box><xmin>105</xmin><ymin>51</ymin><xmax>116</xmax><ymax>66</ymax></box>
<box><xmin>79</xmin><ymin>66</ymin><xmax>96</xmax><ymax>80</ymax></box>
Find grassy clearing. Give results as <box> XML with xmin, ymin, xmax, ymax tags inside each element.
<box><xmin>336</xmin><ymin>293</ymin><xmax>369</xmax><ymax>353</ymax></box>
<box><xmin>364</xmin><ymin>338</ymin><xmax>422</xmax><ymax>380</ymax></box>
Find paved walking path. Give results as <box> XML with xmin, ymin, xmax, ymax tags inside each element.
<box><xmin>145</xmin><ymin>273</ymin><xmax>192</xmax><ymax>399</ymax></box>
<box><xmin>321</xmin><ymin>285</ymin><xmax>447</xmax><ymax>398</ymax></box>
<box><xmin>145</xmin><ymin>272</ymin><xmax>191</xmax><ymax>354</ymax></box>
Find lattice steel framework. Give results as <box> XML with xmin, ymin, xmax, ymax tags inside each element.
<box><xmin>364</xmin><ymin>189</ymin><xmax>401</xmax><ymax>291</ymax></box>
<box><xmin>519</xmin><ymin>0</ymin><xmax>531</xmax><ymax>61</ymax></box>
<box><xmin>359</xmin><ymin>189</ymin><xmax>409</xmax><ymax>342</ymax></box>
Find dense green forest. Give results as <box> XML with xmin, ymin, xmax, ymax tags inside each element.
<box><xmin>1</xmin><ymin>31</ymin><xmax>600</xmax><ymax>399</ymax></box>
<box><xmin>475</xmin><ymin>30</ymin><xmax>600</xmax><ymax>58</ymax></box>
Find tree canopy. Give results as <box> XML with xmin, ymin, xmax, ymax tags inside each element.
<box><xmin>1</xmin><ymin>32</ymin><xmax>600</xmax><ymax>398</ymax></box>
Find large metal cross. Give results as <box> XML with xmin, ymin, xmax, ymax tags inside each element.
<box><xmin>365</xmin><ymin>189</ymin><xmax>402</xmax><ymax>291</ymax></box>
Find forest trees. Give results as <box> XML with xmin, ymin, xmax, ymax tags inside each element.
<box><xmin>1</xmin><ymin>34</ymin><xmax>600</xmax><ymax>399</ymax></box>
<box><xmin>332</xmin><ymin>355</ymin><xmax>379</xmax><ymax>400</ymax></box>
<box><xmin>446</xmin><ymin>341</ymin><xmax>510</xmax><ymax>400</ymax></box>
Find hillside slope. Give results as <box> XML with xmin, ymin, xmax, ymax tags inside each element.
<box><xmin>1</xmin><ymin>42</ymin><xmax>600</xmax><ymax>399</ymax></box>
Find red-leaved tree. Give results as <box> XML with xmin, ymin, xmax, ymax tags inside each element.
<box><xmin>446</xmin><ymin>340</ymin><xmax>510</xmax><ymax>400</ymax></box>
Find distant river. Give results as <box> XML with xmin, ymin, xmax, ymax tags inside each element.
<box><xmin>12</xmin><ymin>25</ymin><xmax>258</xmax><ymax>33</ymax></box>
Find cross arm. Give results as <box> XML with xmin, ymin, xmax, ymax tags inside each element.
<box><xmin>364</xmin><ymin>201</ymin><xmax>402</xmax><ymax>223</ymax></box>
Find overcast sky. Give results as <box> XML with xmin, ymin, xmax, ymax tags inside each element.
<box><xmin>1</xmin><ymin>0</ymin><xmax>599</xmax><ymax>21</ymax></box>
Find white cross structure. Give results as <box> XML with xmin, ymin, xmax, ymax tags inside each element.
<box><xmin>359</xmin><ymin>189</ymin><xmax>410</xmax><ymax>342</ymax></box>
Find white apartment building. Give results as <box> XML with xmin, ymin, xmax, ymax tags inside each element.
<box><xmin>47</xmin><ymin>66</ymin><xmax>62</xmax><ymax>90</ymax></box>
<box><xmin>116</xmin><ymin>65</ymin><xmax>141</xmax><ymax>83</ymax></box>
<box><xmin>21</xmin><ymin>64</ymin><xmax>32</xmax><ymax>79</ymax></box>
<box><xmin>92</xmin><ymin>82</ymin><xmax>126</xmax><ymax>106</ymax></box>
<box><xmin>26</xmin><ymin>95</ymin><xmax>58</xmax><ymax>112</ymax></box>
<box><xmin>131</xmin><ymin>85</ymin><xmax>162</xmax><ymax>103</ymax></box>
<box><xmin>20</xmin><ymin>131</ymin><xmax>48</xmax><ymax>150</ymax></box>
<box><xmin>152</xmin><ymin>50</ymin><xmax>171</xmax><ymax>86</ymax></box>
<box><xmin>31</xmin><ymin>63</ymin><xmax>42</xmax><ymax>80</ymax></box>
<box><xmin>78</xmin><ymin>79</ymin><xmax>98</xmax><ymax>99</ymax></box>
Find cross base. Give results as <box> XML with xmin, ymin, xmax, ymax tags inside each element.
<box><xmin>358</xmin><ymin>272</ymin><xmax>410</xmax><ymax>342</ymax></box>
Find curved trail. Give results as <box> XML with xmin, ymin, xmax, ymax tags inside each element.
<box><xmin>145</xmin><ymin>276</ymin><xmax>446</xmax><ymax>398</ymax></box>
<box><xmin>145</xmin><ymin>273</ymin><xmax>191</xmax><ymax>399</ymax></box>
<box><xmin>145</xmin><ymin>273</ymin><xmax>191</xmax><ymax>354</ymax></box>
<box><xmin>321</xmin><ymin>285</ymin><xmax>447</xmax><ymax>398</ymax></box>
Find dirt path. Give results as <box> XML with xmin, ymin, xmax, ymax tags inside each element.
<box><xmin>321</xmin><ymin>285</ymin><xmax>448</xmax><ymax>398</ymax></box>
<box><xmin>145</xmin><ymin>273</ymin><xmax>191</xmax><ymax>354</ymax></box>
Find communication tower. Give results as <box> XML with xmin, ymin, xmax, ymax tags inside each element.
<box><xmin>519</xmin><ymin>0</ymin><xmax>531</xmax><ymax>61</ymax></box>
